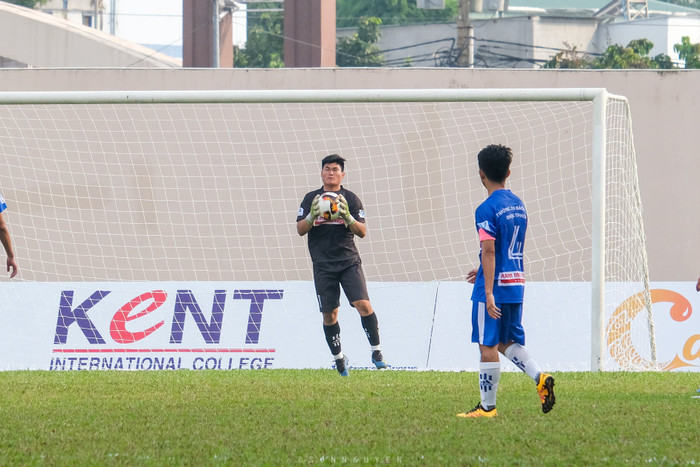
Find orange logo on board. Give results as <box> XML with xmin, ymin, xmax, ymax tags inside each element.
<box><xmin>607</xmin><ymin>289</ymin><xmax>698</xmax><ymax>371</ymax></box>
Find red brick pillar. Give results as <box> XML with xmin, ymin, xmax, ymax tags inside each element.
<box><xmin>183</xmin><ymin>0</ymin><xmax>233</xmax><ymax>68</ymax></box>
<box><xmin>284</xmin><ymin>0</ymin><xmax>336</xmax><ymax>67</ymax></box>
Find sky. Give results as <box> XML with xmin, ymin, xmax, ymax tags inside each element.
<box><xmin>110</xmin><ymin>0</ymin><xmax>248</xmax><ymax>59</ymax></box>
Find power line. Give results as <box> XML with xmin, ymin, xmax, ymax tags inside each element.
<box><xmin>125</xmin><ymin>7</ymin><xmax>696</xmax><ymax>68</ymax></box>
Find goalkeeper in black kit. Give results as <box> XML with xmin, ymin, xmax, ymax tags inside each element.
<box><xmin>296</xmin><ymin>154</ymin><xmax>387</xmax><ymax>376</ymax></box>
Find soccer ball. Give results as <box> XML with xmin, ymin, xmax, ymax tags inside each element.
<box><xmin>318</xmin><ymin>192</ymin><xmax>340</xmax><ymax>220</ymax></box>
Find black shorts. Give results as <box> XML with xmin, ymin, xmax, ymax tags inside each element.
<box><xmin>313</xmin><ymin>261</ymin><xmax>370</xmax><ymax>313</ymax></box>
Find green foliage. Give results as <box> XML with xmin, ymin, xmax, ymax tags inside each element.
<box><xmin>628</xmin><ymin>38</ymin><xmax>654</xmax><ymax>56</ymax></box>
<box><xmin>674</xmin><ymin>35</ymin><xmax>700</xmax><ymax>68</ymax></box>
<box><xmin>3</xmin><ymin>0</ymin><xmax>47</xmax><ymax>7</ymax></box>
<box><xmin>594</xmin><ymin>44</ymin><xmax>648</xmax><ymax>69</ymax></box>
<box><xmin>653</xmin><ymin>52</ymin><xmax>676</xmax><ymax>69</ymax></box>
<box><xmin>337</xmin><ymin>17</ymin><xmax>385</xmax><ymax>67</ymax></box>
<box><xmin>337</xmin><ymin>0</ymin><xmax>458</xmax><ymax>28</ymax></box>
<box><xmin>544</xmin><ymin>39</ymin><xmax>675</xmax><ymax>69</ymax></box>
<box><xmin>543</xmin><ymin>44</ymin><xmax>594</xmax><ymax>69</ymax></box>
<box><xmin>0</xmin><ymin>370</ymin><xmax>697</xmax><ymax>464</ymax></box>
<box><xmin>592</xmin><ymin>39</ymin><xmax>675</xmax><ymax>69</ymax></box>
<box><xmin>234</xmin><ymin>5</ymin><xmax>284</xmax><ymax>68</ymax></box>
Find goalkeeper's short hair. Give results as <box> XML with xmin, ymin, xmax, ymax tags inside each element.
<box><xmin>322</xmin><ymin>154</ymin><xmax>346</xmax><ymax>171</ymax></box>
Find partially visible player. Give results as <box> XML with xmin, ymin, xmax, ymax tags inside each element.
<box><xmin>0</xmin><ymin>192</ymin><xmax>18</xmax><ymax>278</ymax></box>
<box><xmin>457</xmin><ymin>144</ymin><xmax>554</xmax><ymax>418</ymax></box>
<box><xmin>296</xmin><ymin>154</ymin><xmax>387</xmax><ymax>376</ymax></box>
<box><xmin>696</xmin><ymin>277</ymin><xmax>699</xmax><ymax>292</ymax></box>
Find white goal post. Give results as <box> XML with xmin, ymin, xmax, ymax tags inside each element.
<box><xmin>0</xmin><ymin>88</ymin><xmax>655</xmax><ymax>371</ymax></box>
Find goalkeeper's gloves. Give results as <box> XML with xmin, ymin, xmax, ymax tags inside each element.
<box><xmin>305</xmin><ymin>194</ymin><xmax>321</xmax><ymax>225</ymax></box>
<box><xmin>337</xmin><ymin>194</ymin><xmax>356</xmax><ymax>227</ymax></box>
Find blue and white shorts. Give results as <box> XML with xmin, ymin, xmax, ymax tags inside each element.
<box><xmin>471</xmin><ymin>301</ymin><xmax>525</xmax><ymax>347</ymax></box>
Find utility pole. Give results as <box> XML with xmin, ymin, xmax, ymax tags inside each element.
<box><xmin>456</xmin><ymin>0</ymin><xmax>472</xmax><ymax>67</ymax></box>
<box><xmin>212</xmin><ymin>0</ymin><xmax>219</xmax><ymax>68</ymax></box>
<box><xmin>110</xmin><ymin>0</ymin><xmax>116</xmax><ymax>34</ymax></box>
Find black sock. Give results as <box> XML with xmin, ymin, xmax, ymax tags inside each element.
<box><xmin>323</xmin><ymin>322</ymin><xmax>342</xmax><ymax>357</ymax></box>
<box><xmin>360</xmin><ymin>312</ymin><xmax>380</xmax><ymax>347</ymax></box>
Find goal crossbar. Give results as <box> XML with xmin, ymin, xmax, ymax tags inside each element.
<box><xmin>0</xmin><ymin>88</ymin><xmax>612</xmax><ymax>105</ymax></box>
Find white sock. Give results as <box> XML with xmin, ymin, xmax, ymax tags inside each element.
<box><xmin>479</xmin><ymin>361</ymin><xmax>500</xmax><ymax>410</ymax></box>
<box><xmin>504</xmin><ymin>343</ymin><xmax>542</xmax><ymax>383</ymax></box>
<box><xmin>370</xmin><ymin>345</ymin><xmax>381</xmax><ymax>351</ymax></box>
<box><xmin>332</xmin><ymin>351</ymin><xmax>344</xmax><ymax>361</ymax></box>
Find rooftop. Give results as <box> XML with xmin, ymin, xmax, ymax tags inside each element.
<box><xmin>474</xmin><ymin>0</ymin><xmax>700</xmax><ymax>18</ymax></box>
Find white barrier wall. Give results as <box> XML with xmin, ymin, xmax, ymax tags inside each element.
<box><xmin>0</xmin><ymin>281</ymin><xmax>696</xmax><ymax>372</ymax></box>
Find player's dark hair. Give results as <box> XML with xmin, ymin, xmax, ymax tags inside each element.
<box><xmin>478</xmin><ymin>144</ymin><xmax>512</xmax><ymax>183</ymax></box>
<box><xmin>322</xmin><ymin>154</ymin><xmax>345</xmax><ymax>172</ymax></box>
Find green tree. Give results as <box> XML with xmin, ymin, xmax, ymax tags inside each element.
<box><xmin>336</xmin><ymin>0</ymin><xmax>458</xmax><ymax>28</ymax></box>
<box><xmin>673</xmin><ymin>36</ymin><xmax>700</xmax><ymax>68</ymax></box>
<box><xmin>543</xmin><ymin>44</ymin><xmax>593</xmax><ymax>69</ymax></box>
<box><xmin>593</xmin><ymin>39</ymin><xmax>674</xmax><ymax>69</ymax></box>
<box><xmin>3</xmin><ymin>0</ymin><xmax>47</xmax><ymax>7</ymax></box>
<box><xmin>652</xmin><ymin>52</ymin><xmax>675</xmax><ymax>69</ymax></box>
<box><xmin>234</xmin><ymin>5</ymin><xmax>284</xmax><ymax>68</ymax></box>
<box><xmin>336</xmin><ymin>17</ymin><xmax>385</xmax><ymax>67</ymax></box>
<box><xmin>544</xmin><ymin>39</ymin><xmax>674</xmax><ymax>69</ymax></box>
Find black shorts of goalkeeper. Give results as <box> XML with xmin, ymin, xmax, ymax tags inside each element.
<box><xmin>313</xmin><ymin>259</ymin><xmax>369</xmax><ymax>313</ymax></box>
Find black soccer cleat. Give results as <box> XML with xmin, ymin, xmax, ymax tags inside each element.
<box><xmin>372</xmin><ymin>350</ymin><xmax>388</xmax><ymax>369</ymax></box>
<box><xmin>335</xmin><ymin>356</ymin><xmax>349</xmax><ymax>377</ymax></box>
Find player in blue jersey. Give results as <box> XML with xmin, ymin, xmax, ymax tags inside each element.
<box><xmin>457</xmin><ymin>144</ymin><xmax>554</xmax><ymax>418</ymax></box>
<box><xmin>0</xmin><ymin>192</ymin><xmax>18</xmax><ymax>278</ymax></box>
<box><xmin>296</xmin><ymin>154</ymin><xmax>386</xmax><ymax>377</ymax></box>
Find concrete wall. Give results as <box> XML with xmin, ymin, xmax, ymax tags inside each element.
<box><xmin>0</xmin><ymin>67</ymin><xmax>698</xmax><ymax>282</ymax></box>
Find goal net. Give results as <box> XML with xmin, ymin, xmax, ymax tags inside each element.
<box><xmin>0</xmin><ymin>89</ymin><xmax>654</xmax><ymax>371</ymax></box>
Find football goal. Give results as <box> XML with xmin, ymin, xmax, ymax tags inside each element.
<box><xmin>0</xmin><ymin>88</ymin><xmax>654</xmax><ymax>371</ymax></box>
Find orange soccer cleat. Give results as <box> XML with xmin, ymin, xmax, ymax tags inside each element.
<box><xmin>537</xmin><ymin>373</ymin><xmax>556</xmax><ymax>413</ymax></box>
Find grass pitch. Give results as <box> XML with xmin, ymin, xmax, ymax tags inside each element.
<box><xmin>0</xmin><ymin>370</ymin><xmax>697</xmax><ymax>465</ymax></box>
